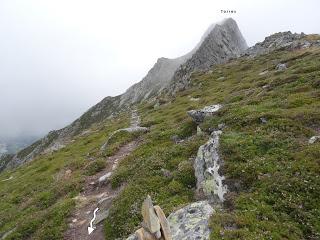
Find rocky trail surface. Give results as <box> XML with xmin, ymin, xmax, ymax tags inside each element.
<box><xmin>64</xmin><ymin>110</ymin><xmax>142</xmax><ymax>240</ymax></box>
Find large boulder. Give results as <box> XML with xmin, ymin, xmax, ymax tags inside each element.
<box><xmin>168</xmin><ymin>201</ymin><xmax>214</xmax><ymax>240</ymax></box>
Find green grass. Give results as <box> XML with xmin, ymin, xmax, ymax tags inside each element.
<box><xmin>103</xmin><ymin>130</ymin><xmax>145</xmax><ymax>157</ymax></box>
<box><xmin>0</xmin><ymin>113</ymin><xmax>130</xmax><ymax>239</ymax></box>
<box><xmin>104</xmin><ymin>47</ymin><xmax>320</xmax><ymax>239</ymax></box>
<box><xmin>1</xmin><ymin>46</ymin><xmax>319</xmax><ymax>240</ymax></box>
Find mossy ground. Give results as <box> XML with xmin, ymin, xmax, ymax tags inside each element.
<box><xmin>1</xmin><ymin>46</ymin><xmax>319</xmax><ymax>240</ymax></box>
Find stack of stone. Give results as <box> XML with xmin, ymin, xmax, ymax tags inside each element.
<box><xmin>135</xmin><ymin>196</ymin><xmax>172</xmax><ymax>240</ymax></box>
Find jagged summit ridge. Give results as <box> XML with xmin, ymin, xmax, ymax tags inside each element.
<box><xmin>120</xmin><ymin>55</ymin><xmax>190</xmax><ymax>105</ymax></box>
<box><xmin>169</xmin><ymin>18</ymin><xmax>248</xmax><ymax>93</ymax></box>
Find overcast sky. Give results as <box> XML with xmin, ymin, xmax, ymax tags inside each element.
<box><xmin>0</xmin><ymin>0</ymin><xmax>319</xmax><ymax>140</ymax></box>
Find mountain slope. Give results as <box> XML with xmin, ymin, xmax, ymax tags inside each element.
<box><xmin>1</xmin><ymin>18</ymin><xmax>248</xmax><ymax>172</ymax></box>
<box><xmin>1</xmin><ymin>30</ymin><xmax>319</xmax><ymax>240</ymax></box>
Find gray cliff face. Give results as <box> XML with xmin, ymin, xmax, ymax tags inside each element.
<box><xmin>1</xmin><ymin>18</ymin><xmax>248</xmax><ymax>171</ymax></box>
<box><xmin>120</xmin><ymin>55</ymin><xmax>191</xmax><ymax>106</ymax></box>
<box><xmin>169</xmin><ymin>18</ymin><xmax>248</xmax><ymax>93</ymax></box>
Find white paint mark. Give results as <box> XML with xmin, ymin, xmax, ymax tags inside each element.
<box><xmin>88</xmin><ymin>208</ymin><xmax>99</xmax><ymax>235</ymax></box>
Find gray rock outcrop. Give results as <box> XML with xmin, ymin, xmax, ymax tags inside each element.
<box><xmin>243</xmin><ymin>31</ymin><xmax>320</xmax><ymax>57</ymax></box>
<box><xmin>187</xmin><ymin>104</ymin><xmax>222</xmax><ymax>124</ymax></box>
<box><xmin>127</xmin><ymin>201</ymin><xmax>214</xmax><ymax>240</ymax></box>
<box><xmin>168</xmin><ymin>201</ymin><xmax>214</xmax><ymax>240</ymax></box>
<box><xmin>169</xmin><ymin>18</ymin><xmax>248</xmax><ymax>93</ymax></box>
<box><xmin>194</xmin><ymin>131</ymin><xmax>228</xmax><ymax>203</ymax></box>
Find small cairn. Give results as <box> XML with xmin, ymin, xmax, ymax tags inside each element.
<box><xmin>135</xmin><ymin>195</ymin><xmax>172</xmax><ymax>240</ymax></box>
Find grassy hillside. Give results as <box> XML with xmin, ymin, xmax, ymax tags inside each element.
<box><xmin>1</xmin><ymin>45</ymin><xmax>319</xmax><ymax>240</ymax></box>
<box><xmin>0</xmin><ymin>113</ymin><xmax>131</xmax><ymax>239</ymax></box>
<box><xmin>105</xmin><ymin>46</ymin><xmax>320</xmax><ymax>239</ymax></box>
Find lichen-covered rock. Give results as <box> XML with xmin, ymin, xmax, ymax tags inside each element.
<box><xmin>187</xmin><ymin>104</ymin><xmax>222</xmax><ymax>124</ymax></box>
<box><xmin>194</xmin><ymin>131</ymin><xmax>227</xmax><ymax>203</ymax></box>
<box><xmin>168</xmin><ymin>201</ymin><xmax>214</xmax><ymax>240</ymax></box>
<box><xmin>127</xmin><ymin>201</ymin><xmax>214</xmax><ymax>240</ymax></box>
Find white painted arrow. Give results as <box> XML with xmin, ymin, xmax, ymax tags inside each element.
<box><xmin>88</xmin><ymin>208</ymin><xmax>99</xmax><ymax>235</ymax></box>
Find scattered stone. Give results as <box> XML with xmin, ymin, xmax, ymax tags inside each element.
<box><xmin>187</xmin><ymin>104</ymin><xmax>222</xmax><ymax>124</ymax></box>
<box><xmin>170</xmin><ymin>135</ymin><xmax>181</xmax><ymax>144</ymax></box>
<box><xmin>194</xmin><ymin>131</ymin><xmax>227</xmax><ymax>203</ymax></box>
<box><xmin>98</xmin><ymin>172</ymin><xmax>112</xmax><ymax>184</ymax></box>
<box><xmin>190</xmin><ymin>97</ymin><xmax>200</xmax><ymax>102</ymax></box>
<box><xmin>197</xmin><ymin>126</ymin><xmax>203</xmax><ymax>136</ymax></box>
<box><xmin>141</xmin><ymin>196</ymin><xmax>161</xmax><ymax>234</ymax></box>
<box><xmin>276</xmin><ymin>63</ymin><xmax>287</xmax><ymax>71</ymax></box>
<box><xmin>308</xmin><ymin>136</ymin><xmax>320</xmax><ymax>144</ymax></box>
<box><xmin>260</xmin><ymin>117</ymin><xmax>268</xmax><ymax>124</ymax></box>
<box><xmin>259</xmin><ymin>70</ymin><xmax>268</xmax><ymax>76</ymax></box>
<box><xmin>72</xmin><ymin>219</ymin><xmax>77</xmax><ymax>223</ymax></box>
<box><xmin>64</xmin><ymin>169</ymin><xmax>72</xmax><ymax>179</ymax></box>
<box><xmin>128</xmin><ymin>196</ymin><xmax>172</xmax><ymax>240</ymax></box>
<box><xmin>161</xmin><ymin>168</ymin><xmax>172</xmax><ymax>178</ymax></box>
<box><xmin>89</xmin><ymin>181</ymin><xmax>95</xmax><ymax>185</ymax></box>
<box><xmin>217</xmin><ymin>76</ymin><xmax>225</xmax><ymax>80</ymax></box>
<box><xmin>154</xmin><ymin>206</ymin><xmax>172</xmax><ymax>240</ymax></box>
<box><xmin>218</xmin><ymin>123</ymin><xmax>226</xmax><ymax>130</ymax></box>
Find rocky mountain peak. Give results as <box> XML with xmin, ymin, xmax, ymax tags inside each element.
<box><xmin>168</xmin><ymin>18</ymin><xmax>248</xmax><ymax>93</ymax></box>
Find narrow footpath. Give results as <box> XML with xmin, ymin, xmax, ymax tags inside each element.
<box><xmin>64</xmin><ymin>109</ymin><xmax>141</xmax><ymax>240</ymax></box>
